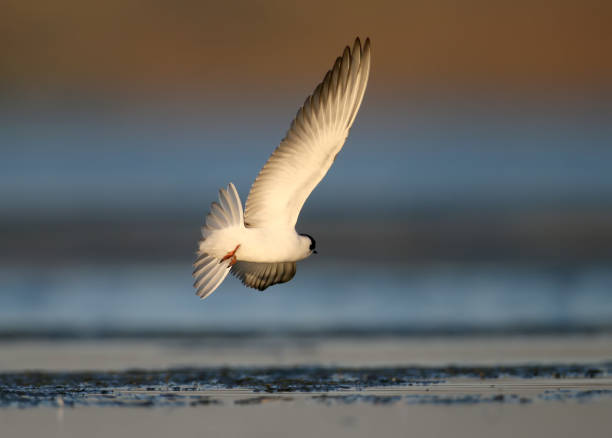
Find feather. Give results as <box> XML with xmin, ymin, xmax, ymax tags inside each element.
<box><xmin>231</xmin><ymin>261</ymin><xmax>297</xmax><ymax>291</ymax></box>
<box><xmin>193</xmin><ymin>182</ymin><xmax>244</xmax><ymax>299</ymax></box>
<box><xmin>244</xmin><ymin>37</ymin><xmax>371</xmax><ymax>229</ymax></box>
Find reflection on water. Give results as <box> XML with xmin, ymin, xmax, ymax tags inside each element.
<box><xmin>1</xmin><ymin>261</ymin><xmax>611</xmax><ymax>332</ymax></box>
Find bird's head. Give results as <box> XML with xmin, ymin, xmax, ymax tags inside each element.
<box><xmin>298</xmin><ymin>233</ymin><xmax>317</xmax><ymax>256</ymax></box>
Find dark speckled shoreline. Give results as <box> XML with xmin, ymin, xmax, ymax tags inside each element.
<box><xmin>1</xmin><ymin>363</ymin><xmax>611</xmax><ymax>408</ymax></box>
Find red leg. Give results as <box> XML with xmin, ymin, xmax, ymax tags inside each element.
<box><xmin>220</xmin><ymin>244</ymin><xmax>241</xmax><ymax>265</ymax></box>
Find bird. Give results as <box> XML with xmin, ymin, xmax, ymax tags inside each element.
<box><xmin>193</xmin><ymin>37</ymin><xmax>371</xmax><ymax>299</ymax></box>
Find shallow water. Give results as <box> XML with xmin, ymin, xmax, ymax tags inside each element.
<box><xmin>1</xmin><ymin>262</ymin><xmax>611</xmax><ymax>333</ymax></box>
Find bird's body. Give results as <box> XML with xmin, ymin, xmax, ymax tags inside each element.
<box><xmin>193</xmin><ymin>37</ymin><xmax>371</xmax><ymax>299</ymax></box>
<box><xmin>200</xmin><ymin>225</ymin><xmax>311</xmax><ymax>264</ymax></box>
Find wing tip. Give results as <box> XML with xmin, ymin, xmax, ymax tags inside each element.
<box><xmin>363</xmin><ymin>37</ymin><xmax>371</xmax><ymax>58</ymax></box>
<box><xmin>351</xmin><ymin>36</ymin><xmax>371</xmax><ymax>51</ymax></box>
<box><xmin>354</xmin><ymin>37</ymin><xmax>370</xmax><ymax>61</ymax></box>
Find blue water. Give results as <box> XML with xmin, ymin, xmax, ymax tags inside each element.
<box><xmin>2</xmin><ymin>103</ymin><xmax>612</xmax><ymax>333</ymax></box>
<box><xmin>2</xmin><ymin>105</ymin><xmax>612</xmax><ymax>217</ymax></box>
<box><xmin>1</xmin><ymin>261</ymin><xmax>611</xmax><ymax>331</ymax></box>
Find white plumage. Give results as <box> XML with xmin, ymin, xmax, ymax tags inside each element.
<box><xmin>193</xmin><ymin>37</ymin><xmax>371</xmax><ymax>299</ymax></box>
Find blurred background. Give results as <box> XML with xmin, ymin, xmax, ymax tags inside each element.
<box><xmin>1</xmin><ymin>0</ymin><xmax>611</xmax><ymax>336</ymax></box>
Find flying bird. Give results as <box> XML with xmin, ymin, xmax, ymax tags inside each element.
<box><xmin>193</xmin><ymin>37</ymin><xmax>371</xmax><ymax>299</ymax></box>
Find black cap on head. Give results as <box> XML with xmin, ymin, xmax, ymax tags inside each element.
<box><xmin>299</xmin><ymin>233</ymin><xmax>317</xmax><ymax>253</ymax></box>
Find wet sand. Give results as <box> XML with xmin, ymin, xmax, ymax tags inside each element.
<box><xmin>2</xmin><ymin>333</ymin><xmax>612</xmax><ymax>371</ymax></box>
<box><xmin>2</xmin><ymin>384</ymin><xmax>612</xmax><ymax>438</ymax></box>
<box><xmin>2</xmin><ymin>334</ymin><xmax>612</xmax><ymax>437</ymax></box>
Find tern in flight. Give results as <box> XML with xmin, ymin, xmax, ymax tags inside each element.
<box><xmin>193</xmin><ymin>37</ymin><xmax>371</xmax><ymax>299</ymax></box>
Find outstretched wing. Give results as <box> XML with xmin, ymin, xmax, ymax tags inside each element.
<box><xmin>244</xmin><ymin>37</ymin><xmax>371</xmax><ymax>229</ymax></box>
<box><xmin>231</xmin><ymin>261</ymin><xmax>297</xmax><ymax>291</ymax></box>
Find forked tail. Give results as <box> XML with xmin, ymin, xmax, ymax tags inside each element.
<box><xmin>193</xmin><ymin>183</ymin><xmax>243</xmax><ymax>299</ymax></box>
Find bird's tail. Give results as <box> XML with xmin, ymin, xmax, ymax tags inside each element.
<box><xmin>193</xmin><ymin>183</ymin><xmax>243</xmax><ymax>299</ymax></box>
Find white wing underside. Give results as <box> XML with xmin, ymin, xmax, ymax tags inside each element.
<box><xmin>244</xmin><ymin>38</ymin><xmax>371</xmax><ymax>229</ymax></box>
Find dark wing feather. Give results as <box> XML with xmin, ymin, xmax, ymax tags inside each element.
<box><xmin>231</xmin><ymin>261</ymin><xmax>297</xmax><ymax>291</ymax></box>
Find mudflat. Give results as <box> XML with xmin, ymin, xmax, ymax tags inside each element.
<box><xmin>1</xmin><ymin>334</ymin><xmax>611</xmax><ymax>438</ymax></box>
